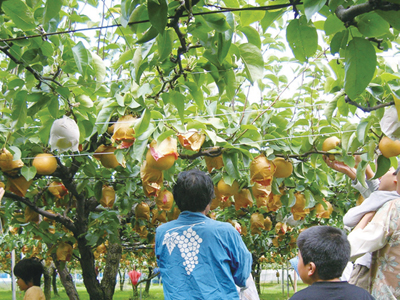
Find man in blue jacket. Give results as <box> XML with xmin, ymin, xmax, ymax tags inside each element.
<box><xmin>155</xmin><ymin>169</ymin><xmax>252</xmax><ymax>299</ymax></box>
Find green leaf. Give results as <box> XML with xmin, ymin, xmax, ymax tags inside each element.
<box><xmin>356</xmin><ymin>160</ymin><xmax>368</xmax><ymax>189</ymax></box>
<box><xmin>202</xmin><ymin>13</ymin><xmax>231</xmax><ymax>32</ymax></box>
<box><xmin>367</xmin><ymin>139</ymin><xmax>376</xmax><ymax>161</ymax></box>
<box><xmin>286</xmin><ymin>16</ymin><xmax>318</xmax><ymax>62</ymax></box>
<box><xmin>8</xmin><ymin>79</ymin><xmax>25</xmax><ymax>90</ymax></box>
<box><xmin>238</xmin><ymin>26</ymin><xmax>261</xmax><ymax>49</ymax></box>
<box><xmin>128</xmin><ymin>4</ymin><xmax>148</xmax><ymax>32</ymax></box>
<box><xmin>342</xmin><ymin>123</ymin><xmax>360</xmax><ymax>153</ymax></box>
<box><xmin>205</xmin><ymin>130</ymin><xmax>217</xmax><ymax>145</ymax></box>
<box><xmin>76</xmin><ymin>95</ymin><xmax>93</xmax><ymax>108</ymax></box>
<box><xmin>217</xmin><ymin>13</ymin><xmax>234</xmax><ymax>63</ymax></box>
<box><xmin>43</xmin><ymin>0</ymin><xmax>62</xmax><ymax>32</ymax></box>
<box><xmin>72</xmin><ymin>41</ymin><xmax>90</xmax><ymax>77</ymax></box>
<box><xmin>156</xmin><ymin>29</ymin><xmax>174</xmax><ymax>62</ymax></box>
<box><xmin>48</xmin><ymin>96</ymin><xmax>59</xmax><ymax>119</ymax></box>
<box><xmin>303</xmin><ymin>0</ymin><xmax>326</xmax><ymax>21</ymax></box>
<box><xmin>94</xmin><ymin>181</ymin><xmax>103</xmax><ymax>201</ymax></box>
<box><xmin>157</xmin><ymin>130</ymin><xmax>175</xmax><ymax>143</ymax></box>
<box><xmin>356</xmin><ymin>121</ymin><xmax>369</xmax><ymax>144</ymax></box>
<box><xmin>343</xmin><ymin>155</ymin><xmax>355</xmax><ymax>168</ymax></box>
<box><xmin>373</xmin><ymin>155</ymin><xmax>391</xmax><ymax>180</ymax></box>
<box><xmin>337</xmin><ymin>95</ymin><xmax>349</xmax><ymax>116</ymax></box>
<box><xmin>357</xmin><ymin>12</ymin><xmax>390</xmax><ymax>37</ymax></box>
<box><xmin>115</xmin><ymin>149</ymin><xmax>125</xmax><ymax>165</ymax></box>
<box><xmin>390</xmin><ymin>156</ymin><xmax>399</xmax><ymax>169</ymax></box>
<box><xmin>260</xmin><ymin>10</ymin><xmax>285</xmax><ymax>32</ymax></box>
<box><xmin>377</xmin><ymin>10</ymin><xmax>400</xmax><ymax>31</ymax></box>
<box><xmin>239</xmin><ymin>43</ymin><xmax>264</xmax><ymax>84</ymax></box>
<box><xmin>186</xmin><ymin>82</ymin><xmax>204</xmax><ymax>110</ymax></box>
<box><xmin>330</xmin><ymin>30</ymin><xmax>348</xmax><ymax>55</ymax></box>
<box><xmin>121</xmin><ymin>0</ymin><xmax>137</xmax><ymax>27</ymax></box>
<box><xmin>224</xmin><ymin>69</ymin><xmax>236</xmax><ymax>100</ymax></box>
<box><xmin>147</xmin><ymin>0</ymin><xmax>167</xmax><ymax>34</ymax></box>
<box><xmin>9</xmin><ymin>146</ymin><xmax>21</xmax><ymax>160</ymax></box>
<box><xmin>324</xmin><ymin>14</ymin><xmax>346</xmax><ymax>36</ymax></box>
<box><xmin>167</xmin><ymin>91</ymin><xmax>185</xmax><ymax>122</ymax></box>
<box><xmin>240</xmin><ymin>5</ymin><xmax>265</xmax><ymax>26</ymax></box>
<box><xmin>134</xmin><ymin>109</ymin><xmax>151</xmax><ymax>137</ymax></box>
<box><xmin>223</xmin><ymin>0</ymin><xmax>240</xmax><ymax>7</ymax></box>
<box><xmin>56</xmin><ymin>86</ymin><xmax>70</xmax><ymax>99</ymax></box>
<box><xmin>39</xmin><ymin>117</ymin><xmax>54</xmax><ymax>144</ymax></box>
<box><xmin>112</xmin><ymin>49</ymin><xmax>135</xmax><ymax>69</ymax></box>
<box><xmin>304</xmin><ymin>189</ymin><xmax>315</xmax><ymax>208</ymax></box>
<box><xmin>21</xmin><ymin>166</ymin><xmax>36</xmax><ymax>181</ymax></box>
<box><xmin>85</xmin><ymin>232</ymin><xmax>100</xmax><ymax>246</ymax></box>
<box><xmin>91</xmin><ymin>52</ymin><xmax>106</xmax><ymax>84</ymax></box>
<box><xmin>2</xmin><ymin>0</ymin><xmax>36</xmax><ymax>30</ymax></box>
<box><xmin>132</xmin><ymin>137</ymin><xmax>149</xmax><ymax>162</ymax></box>
<box><xmin>344</xmin><ymin>38</ymin><xmax>377</xmax><ymax>100</ymax></box>
<box><xmin>83</xmin><ymin>162</ymin><xmax>97</xmax><ymax>177</ymax></box>
<box><xmin>222</xmin><ymin>151</ymin><xmax>240</xmax><ymax>180</ymax></box>
<box><xmin>96</xmin><ymin>106</ymin><xmax>116</xmax><ymax>134</ymax></box>
<box><xmin>328</xmin><ymin>0</ymin><xmax>345</xmax><ymax>11</ymax></box>
<box><xmin>187</xmin><ymin>120</ymin><xmax>207</xmax><ymax>131</ymax></box>
<box><xmin>27</xmin><ymin>94</ymin><xmax>51</xmax><ymax>116</ymax></box>
<box><xmin>136</xmin><ymin>26</ymin><xmax>158</xmax><ymax>44</ymax></box>
<box><xmin>41</xmin><ymin>41</ymin><xmax>54</xmax><ymax>57</ymax></box>
<box><xmin>12</xmin><ymin>90</ymin><xmax>28</xmax><ymax>130</ymax></box>
<box><xmin>287</xmin><ymin>189</ymin><xmax>296</xmax><ymax>207</ymax></box>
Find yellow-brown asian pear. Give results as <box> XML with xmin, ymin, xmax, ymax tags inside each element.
<box><xmin>177</xmin><ymin>131</ymin><xmax>206</xmax><ymax>151</ymax></box>
<box><xmin>250</xmin><ymin>154</ymin><xmax>276</xmax><ymax>185</ymax></box>
<box><xmin>146</xmin><ymin>137</ymin><xmax>178</xmax><ymax>170</ymax></box>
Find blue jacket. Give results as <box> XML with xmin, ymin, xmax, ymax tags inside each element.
<box><xmin>155</xmin><ymin>211</ymin><xmax>252</xmax><ymax>300</ymax></box>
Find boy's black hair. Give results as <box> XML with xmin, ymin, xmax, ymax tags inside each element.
<box><xmin>173</xmin><ymin>169</ymin><xmax>215</xmax><ymax>212</ymax></box>
<box><xmin>297</xmin><ymin>226</ymin><xmax>350</xmax><ymax>280</ymax></box>
<box><xmin>394</xmin><ymin>166</ymin><xmax>400</xmax><ymax>176</ymax></box>
<box><xmin>392</xmin><ymin>159</ymin><xmax>400</xmax><ymax>175</ymax></box>
<box><xmin>14</xmin><ymin>257</ymin><xmax>44</xmax><ymax>286</ymax></box>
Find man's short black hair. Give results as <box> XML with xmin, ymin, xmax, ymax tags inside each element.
<box><xmin>173</xmin><ymin>169</ymin><xmax>215</xmax><ymax>212</ymax></box>
<box><xmin>14</xmin><ymin>257</ymin><xmax>44</xmax><ymax>286</ymax></box>
<box><xmin>297</xmin><ymin>226</ymin><xmax>350</xmax><ymax>280</ymax></box>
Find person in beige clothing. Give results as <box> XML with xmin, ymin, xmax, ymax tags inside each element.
<box><xmin>348</xmin><ymin>167</ymin><xmax>400</xmax><ymax>299</ymax></box>
<box><xmin>14</xmin><ymin>257</ymin><xmax>46</xmax><ymax>300</ymax></box>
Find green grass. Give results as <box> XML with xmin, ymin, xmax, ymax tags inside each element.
<box><xmin>0</xmin><ymin>282</ymin><xmax>305</xmax><ymax>299</ymax></box>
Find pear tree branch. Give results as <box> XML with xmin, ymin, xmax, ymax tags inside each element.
<box><xmin>335</xmin><ymin>1</ymin><xmax>400</xmax><ymax>25</ymax></box>
<box><xmin>345</xmin><ymin>95</ymin><xmax>394</xmax><ymax>112</ymax></box>
<box><xmin>3</xmin><ymin>192</ymin><xmax>76</xmax><ymax>232</ymax></box>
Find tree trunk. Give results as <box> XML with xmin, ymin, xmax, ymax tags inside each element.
<box><xmin>43</xmin><ymin>264</ymin><xmax>52</xmax><ymax>300</ymax></box>
<box><xmin>77</xmin><ymin>235</ymin><xmax>104</xmax><ymax>300</ymax></box>
<box><xmin>131</xmin><ymin>283</ymin><xmax>139</xmax><ymax>300</ymax></box>
<box><xmin>119</xmin><ymin>269</ymin><xmax>126</xmax><ymax>291</ymax></box>
<box><xmin>100</xmin><ymin>243</ymin><xmax>122</xmax><ymax>300</ymax></box>
<box><xmin>52</xmin><ymin>267</ymin><xmax>59</xmax><ymax>296</ymax></box>
<box><xmin>52</xmin><ymin>254</ymin><xmax>80</xmax><ymax>300</ymax></box>
<box><xmin>252</xmin><ymin>259</ymin><xmax>261</xmax><ymax>295</ymax></box>
<box><xmin>144</xmin><ymin>267</ymin><xmax>153</xmax><ymax>296</ymax></box>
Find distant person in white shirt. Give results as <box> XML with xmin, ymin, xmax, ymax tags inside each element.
<box><xmin>324</xmin><ymin>156</ymin><xmax>399</xmax><ymax>291</ymax></box>
<box><xmin>348</xmin><ymin>166</ymin><xmax>400</xmax><ymax>299</ymax></box>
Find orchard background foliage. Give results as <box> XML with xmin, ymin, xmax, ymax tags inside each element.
<box><xmin>0</xmin><ymin>0</ymin><xmax>399</xmax><ymax>299</ymax></box>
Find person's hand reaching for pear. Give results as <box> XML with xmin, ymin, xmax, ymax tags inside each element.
<box><xmin>323</xmin><ymin>155</ymin><xmax>357</xmax><ymax>180</ymax></box>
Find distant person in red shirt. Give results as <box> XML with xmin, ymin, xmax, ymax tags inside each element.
<box><xmin>129</xmin><ymin>266</ymin><xmax>141</xmax><ymax>285</ymax></box>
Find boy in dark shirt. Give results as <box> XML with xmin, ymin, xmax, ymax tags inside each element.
<box><xmin>290</xmin><ymin>226</ymin><xmax>374</xmax><ymax>300</ymax></box>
